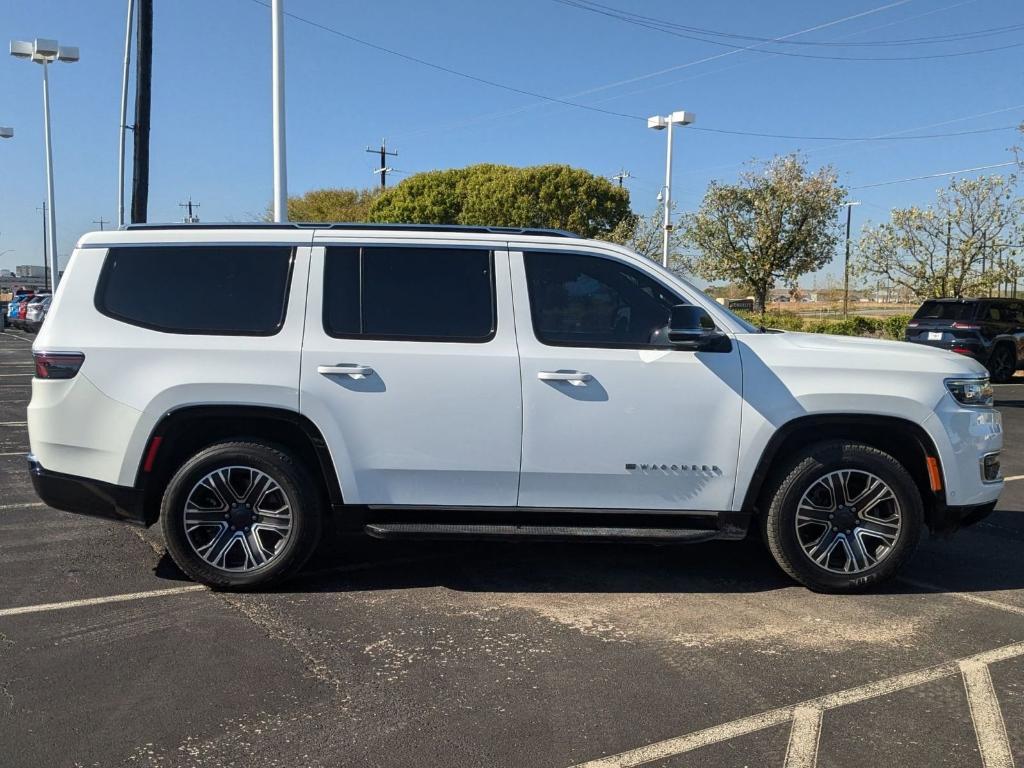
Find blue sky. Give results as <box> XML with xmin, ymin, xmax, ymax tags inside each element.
<box><xmin>1</xmin><ymin>0</ymin><xmax>1021</xmax><ymax>280</ymax></box>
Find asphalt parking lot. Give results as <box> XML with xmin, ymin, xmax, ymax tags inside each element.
<box><xmin>1</xmin><ymin>327</ymin><xmax>1022</xmax><ymax>768</ymax></box>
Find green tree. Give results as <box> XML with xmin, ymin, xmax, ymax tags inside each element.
<box><xmin>683</xmin><ymin>155</ymin><xmax>846</xmax><ymax>313</ymax></box>
<box><xmin>270</xmin><ymin>187</ymin><xmax>380</xmax><ymax>222</ymax></box>
<box><xmin>855</xmin><ymin>175</ymin><xmax>1023</xmax><ymax>300</ymax></box>
<box><xmin>601</xmin><ymin>205</ymin><xmax>689</xmax><ymax>271</ymax></box>
<box><xmin>368</xmin><ymin>163</ymin><xmax>631</xmax><ymax>238</ymax></box>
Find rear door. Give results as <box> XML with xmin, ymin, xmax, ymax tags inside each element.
<box><xmin>299</xmin><ymin>239</ymin><xmax>522</xmax><ymax>507</ymax></box>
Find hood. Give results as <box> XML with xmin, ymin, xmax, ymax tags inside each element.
<box><xmin>745</xmin><ymin>330</ymin><xmax>987</xmax><ymax>378</ymax></box>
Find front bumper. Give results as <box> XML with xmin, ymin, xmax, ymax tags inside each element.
<box><xmin>930</xmin><ymin>500</ymin><xmax>998</xmax><ymax>535</ymax></box>
<box><xmin>28</xmin><ymin>454</ymin><xmax>151</xmax><ymax>527</ymax></box>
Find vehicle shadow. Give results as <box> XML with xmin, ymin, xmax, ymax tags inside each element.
<box><xmin>151</xmin><ymin>518</ymin><xmax>1024</xmax><ymax>597</ymax></box>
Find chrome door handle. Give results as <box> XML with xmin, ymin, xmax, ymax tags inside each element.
<box><xmin>537</xmin><ymin>370</ymin><xmax>592</xmax><ymax>386</ymax></box>
<box><xmin>318</xmin><ymin>364</ymin><xmax>374</xmax><ymax>378</ymax></box>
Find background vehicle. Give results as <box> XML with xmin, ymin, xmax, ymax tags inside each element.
<box><xmin>13</xmin><ymin>294</ymin><xmax>49</xmax><ymax>331</ymax></box>
<box><xmin>26</xmin><ymin>225</ymin><xmax>1003</xmax><ymax>593</ymax></box>
<box><xmin>5</xmin><ymin>291</ymin><xmax>34</xmax><ymax>328</ymax></box>
<box><xmin>905</xmin><ymin>297</ymin><xmax>1023</xmax><ymax>382</ymax></box>
<box><xmin>25</xmin><ymin>295</ymin><xmax>52</xmax><ymax>333</ymax></box>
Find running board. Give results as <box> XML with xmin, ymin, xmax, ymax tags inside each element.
<box><xmin>363</xmin><ymin>522</ymin><xmax>722</xmax><ymax>543</ymax></box>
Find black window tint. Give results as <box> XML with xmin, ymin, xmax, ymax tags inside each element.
<box><xmin>322</xmin><ymin>246</ymin><xmax>361</xmax><ymax>335</ymax></box>
<box><xmin>323</xmin><ymin>246</ymin><xmax>495</xmax><ymax>341</ymax></box>
<box><xmin>524</xmin><ymin>251</ymin><xmax>680</xmax><ymax>348</ymax></box>
<box><xmin>96</xmin><ymin>246</ymin><xmax>293</xmax><ymax>335</ymax></box>
<box><xmin>913</xmin><ymin>301</ymin><xmax>978</xmax><ymax>322</ymax></box>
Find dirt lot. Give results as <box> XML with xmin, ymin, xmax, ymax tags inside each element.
<box><xmin>1</xmin><ymin>327</ymin><xmax>1022</xmax><ymax>767</ymax></box>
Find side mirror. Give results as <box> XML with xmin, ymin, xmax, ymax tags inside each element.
<box><xmin>668</xmin><ymin>305</ymin><xmax>729</xmax><ymax>351</ymax></box>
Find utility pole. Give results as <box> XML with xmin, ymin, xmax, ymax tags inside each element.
<box><xmin>92</xmin><ymin>217</ymin><xmax>109</xmax><ymax>231</ymax></box>
<box><xmin>178</xmin><ymin>197</ymin><xmax>201</xmax><ymax>223</ymax></box>
<box><xmin>130</xmin><ymin>0</ymin><xmax>152</xmax><ymax>223</ymax></box>
<box><xmin>842</xmin><ymin>202</ymin><xmax>860</xmax><ymax>318</ymax></box>
<box><xmin>611</xmin><ymin>169</ymin><xmax>631</xmax><ymax>188</ymax></box>
<box><xmin>36</xmin><ymin>203</ymin><xmax>48</xmax><ymax>292</ymax></box>
<box><xmin>366</xmin><ymin>139</ymin><xmax>398</xmax><ymax>189</ymax></box>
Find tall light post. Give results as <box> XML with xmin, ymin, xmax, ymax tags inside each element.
<box><xmin>117</xmin><ymin>0</ymin><xmax>135</xmax><ymax>229</ymax></box>
<box><xmin>842</xmin><ymin>201</ymin><xmax>861</xmax><ymax>317</ymax></box>
<box><xmin>271</xmin><ymin>0</ymin><xmax>288</xmax><ymax>222</ymax></box>
<box><xmin>11</xmin><ymin>39</ymin><xmax>79</xmax><ymax>291</ymax></box>
<box><xmin>648</xmin><ymin>110</ymin><xmax>695</xmax><ymax>268</ymax></box>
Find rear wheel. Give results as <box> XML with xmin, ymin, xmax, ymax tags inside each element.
<box><xmin>987</xmin><ymin>343</ymin><xmax>1016</xmax><ymax>383</ymax></box>
<box><xmin>763</xmin><ymin>441</ymin><xmax>923</xmax><ymax>592</ymax></box>
<box><xmin>160</xmin><ymin>441</ymin><xmax>322</xmax><ymax>590</ymax></box>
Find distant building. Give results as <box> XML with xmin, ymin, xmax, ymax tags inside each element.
<box><xmin>16</xmin><ymin>264</ymin><xmax>46</xmax><ymax>279</ymax></box>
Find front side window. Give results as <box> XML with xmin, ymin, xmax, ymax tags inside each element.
<box><xmin>95</xmin><ymin>245</ymin><xmax>293</xmax><ymax>335</ymax></box>
<box><xmin>524</xmin><ymin>251</ymin><xmax>682</xmax><ymax>348</ymax></box>
<box><xmin>323</xmin><ymin>246</ymin><xmax>495</xmax><ymax>342</ymax></box>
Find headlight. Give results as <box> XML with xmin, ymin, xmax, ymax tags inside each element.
<box><xmin>945</xmin><ymin>377</ymin><xmax>994</xmax><ymax>407</ymax></box>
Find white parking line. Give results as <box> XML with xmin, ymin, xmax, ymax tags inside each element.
<box><xmin>0</xmin><ymin>585</ymin><xmax>207</xmax><ymax>618</ymax></box>
<box><xmin>902</xmin><ymin>577</ymin><xmax>1024</xmax><ymax>617</ymax></box>
<box><xmin>961</xmin><ymin>660</ymin><xmax>1015</xmax><ymax>768</ymax></box>
<box><xmin>784</xmin><ymin>706</ymin><xmax>823</xmax><ymax>768</ymax></box>
<box><xmin>571</xmin><ymin>641</ymin><xmax>1024</xmax><ymax>768</ymax></box>
<box><xmin>1001</xmin><ymin>474</ymin><xmax>1024</xmax><ymax>482</ymax></box>
<box><xmin>0</xmin><ymin>502</ymin><xmax>45</xmax><ymax>511</ymax></box>
<box><xmin>0</xmin><ymin>422</ymin><xmax>27</xmax><ymax>426</ymax></box>
<box><xmin>0</xmin><ymin>452</ymin><xmax>27</xmax><ymax>457</ymax></box>
<box><xmin>0</xmin><ymin>373</ymin><xmax>33</xmax><ymax>377</ymax></box>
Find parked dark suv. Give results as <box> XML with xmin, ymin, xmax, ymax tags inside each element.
<box><xmin>906</xmin><ymin>298</ymin><xmax>1022</xmax><ymax>382</ymax></box>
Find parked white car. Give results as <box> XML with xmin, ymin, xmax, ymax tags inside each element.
<box><xmin>27</xmin><ymin>224</ymin><xmax>1002</xmax><ymax>591</ymax></box>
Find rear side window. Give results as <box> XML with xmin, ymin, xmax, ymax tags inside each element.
<box><xmin>913</xmin><ymin>301</ymin><xmax>978</xmax><ymax>322</ymax></box>
<box><xmin>323</xmin><ymin>246</ymin><xmax>495</xmax><ymax>342</ymax></box>
<box><xmin>96</xmin><ymin>246</ymin><xmax>293</xmax><ymax>335</ymax></box>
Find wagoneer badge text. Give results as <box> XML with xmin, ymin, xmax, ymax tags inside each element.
<box><xmin>626</xmin><ymin>463</ymin><xmax>722</xmax><ymax>475</ymax></box>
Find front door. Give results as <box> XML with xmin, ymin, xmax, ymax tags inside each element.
<box><xmin>300</xmin><ymin>242</ymin><xmax>522</xmax><ymax>507</ymax></box>
<box><xmin>511</xmin><ymin>248</ymin><xmax>743</xmax><ymax>511</ymax></box>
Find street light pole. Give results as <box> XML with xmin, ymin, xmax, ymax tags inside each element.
<box><xmin>647</xmin><ymin>111</ymin><xmax>695</xmax><ymax>269</ymax></box>
<box><xmin>271</xmin><ymin>0</ymin><xmax>288</xmax><ymax>222</ymax></box>
<box><xmin>117</xmin><ymin>0</ymin><xmax>135</xmax><ymax>229</ymax></box>
<box><xmin>41</xmin><ymin>60</ymin><xmax>59</xmax><ymax>291</ymax></box>
<box><xmin>842</xmin><ymin>201</ymin><xmax>861</xmax><ymax>318</ymax></box>
<box><xmin>661</xmin><ymin>119</ymin><xmax>674</xmax><ymax>268</ymax></box>
<box><xmin>11</xmin><ymin>39</ymin><xmax>79</xmax><ymax>290</ymax></box>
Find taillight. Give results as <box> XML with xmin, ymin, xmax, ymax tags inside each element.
<box><xmin>951</xmin><ymin>322</ymin><xmax>980</xmax><ymax>330</ymax></box>
<box><xmin>33</xmin><ymin>351</ymin><xmax>85</xmax><ymax>379</ymax></box>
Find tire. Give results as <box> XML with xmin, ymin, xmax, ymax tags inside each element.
<box><xmin>160</xmin><ymin>441</ymin><xmax>323</xmax><ymax>590</ymax></box>
<box><xmin>763</xmin><ymin>441</ymin><xmax>923</xmax><ymax>593</ymax></box>
<box><xmin>987</xmin><ymin>343</ymin><xmax>1016</xmax><ymax>384</ymax></box>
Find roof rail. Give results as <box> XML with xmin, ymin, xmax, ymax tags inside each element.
<box><xmin>120</xmin><ymin>222</ymin><xmax>581</xmax><ymax>238</ymax></box>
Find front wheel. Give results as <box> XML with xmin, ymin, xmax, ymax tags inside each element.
<box><xmin>763</xmin><ymin>441</ymin><xmax>923</xmax><ymax>593</ymax></box>
<box><xmin>160</xmin><ymin>441</ymin><xmax>323</xmax><ymax>590</ymax></box>
<box><xmin>987</xmin><ymin>344</ymin><xmax>1016</xmax><ymax>384</ymax></box>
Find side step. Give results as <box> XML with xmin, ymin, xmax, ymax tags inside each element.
<box><xmin>364</xmin><ymin>522</ymin><xmax>721</xmax><ymax>543</ymax></box>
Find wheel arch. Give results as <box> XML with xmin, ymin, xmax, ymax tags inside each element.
<box><xmin>741</xmin><ymin>414</ymin><xmax>947</xmax><ymax>531</ymax></box>
<box><xmin>136</xmin><ymin>405</ymin><xmax>344</xmax><ymax>524</ymax></box>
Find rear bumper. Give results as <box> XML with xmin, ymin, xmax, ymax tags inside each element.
<box><xmin>28</xmin><ymin>454</ymin><xmax>151</xmax><ymax>527</ymax></box>
<box><xmin>906</xmin><ymin>337</ymin><xmax>988</xmax><ymax>362</ymax></box>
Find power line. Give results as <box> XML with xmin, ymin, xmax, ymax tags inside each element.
<box><xmin>553</xmin><ymin>0</ymin><xmax>1024</xmax><ymax>49</ymax></box>
<box><xmin>92</xmin><ymin>217</ymin><xmax>109</xmax><ymax>231</ymax></box>
<box><xmin>851</xmin><ymin>161</ymin><xmax>1017</xmax><ymax>189</ymax></box>
<box><xmin>551</xmin><ymin>0</ymin><xmax>1024</xmax><ymax>61</ymax></box>
<box><xmin>240</xmin><ymin>0</ymin><xmax>1024</xmax><ymax>144</ymax></box>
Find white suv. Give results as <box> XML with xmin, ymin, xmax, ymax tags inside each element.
<box><xmin>27</xmin><ymin>224</ymin><xmax>1003</xmax><ymax>592</ymax></box>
